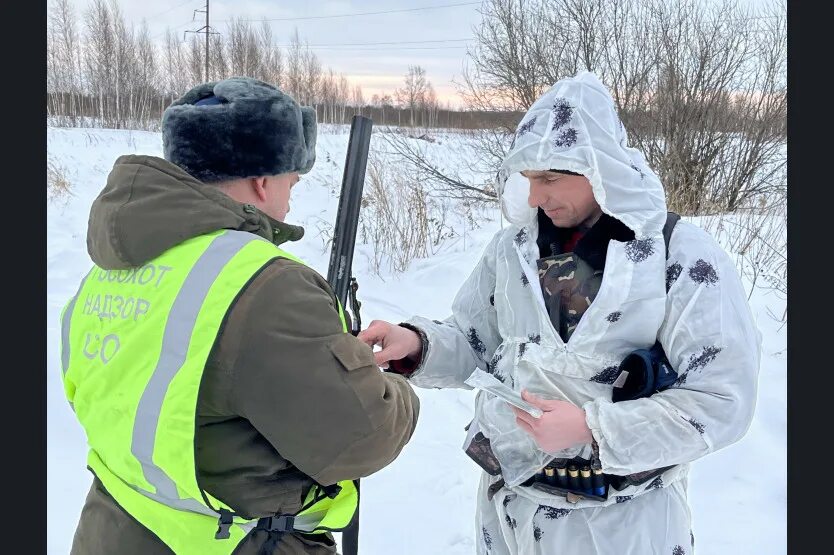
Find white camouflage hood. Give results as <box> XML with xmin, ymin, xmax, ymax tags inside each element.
<box><xmin>498</xmin><ymin>71</ymin><xmax>667</xmax><ymax>237</ymax></box>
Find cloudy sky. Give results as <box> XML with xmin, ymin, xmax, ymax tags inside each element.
<box><xmin>62</xmin><ymin>0</ymin><xmax>778</xmax><ymax>108</ymax></box>
<box><xmin>67</xmin><ymin>0</ymin><xmax>484</xmax><ymax>107</ymax></box>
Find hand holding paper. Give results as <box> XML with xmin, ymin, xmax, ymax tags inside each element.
<box><xmin>511</xmin><ymin>390</ymin><xmax>594</xmax><ymax>453</ymax></box>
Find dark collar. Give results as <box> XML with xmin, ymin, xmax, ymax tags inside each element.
<box><xmin>536</xmin><ymin>208</ymin><xmax>634</xmax><ymax>271</ymax></box>
<box><xmin>261</xmin><ymin>212</ymin><xmax>305</xmax><ymax>246</ymax></box>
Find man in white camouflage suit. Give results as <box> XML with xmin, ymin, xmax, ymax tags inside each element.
<box><xmin>359</xmin><ymin>71</ymin><xmax>761</xmax><ymax>554</ymax></box>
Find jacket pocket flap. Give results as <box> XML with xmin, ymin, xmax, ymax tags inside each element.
<box><xmin>329</xmin><ymin>333</ymin><xmax>375</xmax><ymax>372</ymax></box>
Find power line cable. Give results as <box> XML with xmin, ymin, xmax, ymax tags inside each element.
<box><xmin>215</xmin><ymin>1</ymin><xmax>481</xmax><ymax>23</ymax></box>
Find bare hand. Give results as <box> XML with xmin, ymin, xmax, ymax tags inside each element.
<box><xmin>357</xmin><ymin>320</ymin><xmax>422</xmax><ymax>369</ymax></box>
<box><xmin>511</xmin><ymin>390</ymin><xmax>593</xmax><ymax>452</ymax></box>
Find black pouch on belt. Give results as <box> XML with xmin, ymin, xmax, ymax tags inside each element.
<box><xmin>612</xmin><ymin>340</ymin><xmax>678</xmax><ymax>403</ymax></box>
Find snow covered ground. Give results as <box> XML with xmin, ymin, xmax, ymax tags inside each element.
<box><xmin>47</xmin><ymin>126</ymin><xmax>786</xmax><ymax>554</ymax></box>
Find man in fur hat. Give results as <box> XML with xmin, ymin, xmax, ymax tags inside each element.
<box><xmin>61</xmin><ymin>77</ymin><xmax>419</xmax><ymax>555</ymax></box>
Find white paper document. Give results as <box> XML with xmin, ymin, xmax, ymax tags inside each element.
<box><xmin>464</xmin><ymin>368</ymin><xmax>543</xmax><ymax>418</ymax></box>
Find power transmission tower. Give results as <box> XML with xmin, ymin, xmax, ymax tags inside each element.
<box><xmin>184</xmin><ymin>0</ymin><xmax>220</xmax><ymax>82</ymax></box>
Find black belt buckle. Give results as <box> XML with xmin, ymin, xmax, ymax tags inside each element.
<box><xmin>260</xmin><ymin>514</ymin><xmax>295</xmax><ymax>532</ymax></box>
<box><xmin>215</xmin><ymin>508</ymin><xmax>235</xmax><ymax>540</ymax></box>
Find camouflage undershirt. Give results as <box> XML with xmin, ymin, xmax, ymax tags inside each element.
<box><xmin>537</xmin><ymin>251</ymin><xmax>603</xmax><ymax>343</ymax></box>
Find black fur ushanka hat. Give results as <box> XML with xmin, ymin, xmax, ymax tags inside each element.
<box><xmin>162</xmin><ymin>77</ymin><xmax>317</xmax><ymax>183</ymax></box>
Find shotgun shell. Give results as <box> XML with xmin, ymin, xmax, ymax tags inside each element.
<box><xmin>568</xmin><ymin>466</ymin><xmax>580</xmax><ymax>490</ymax></box>
<box><xmin>555</xmin><ymin>465</ymin><xmax>568</xmax><ymax>487</ymax></box>
<box><xmin>592</xmin><ymin>467</ymin><xmax>606</xmax><ymax>496</ymax></box>
<box><xmin>580</xmin><ymin>467</ymin><xmax>593</xmax><ymax>494</ymax></box>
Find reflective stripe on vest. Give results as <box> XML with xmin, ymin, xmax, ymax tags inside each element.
<box><xmin>61</xmin><ymin>230</ymin><xmax>357</xmax><ymax>554</ymax></box>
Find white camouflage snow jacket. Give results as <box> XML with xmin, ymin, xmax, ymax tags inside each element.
<box><xmin>404</xmin><ymin>71</ymin><xmax>762</xmax><ymax>509</ymax></box>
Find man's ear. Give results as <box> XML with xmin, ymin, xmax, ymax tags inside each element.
<box><xmin>250</xmin><ymin>176</ymin><xmax>268</xmax><ymax>202</ymax></box>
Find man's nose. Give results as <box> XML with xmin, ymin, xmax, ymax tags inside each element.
<box><xmin>528</xmin><ymin>182</ymin><xmax>545</xmax><ymax>208</ymax></box>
